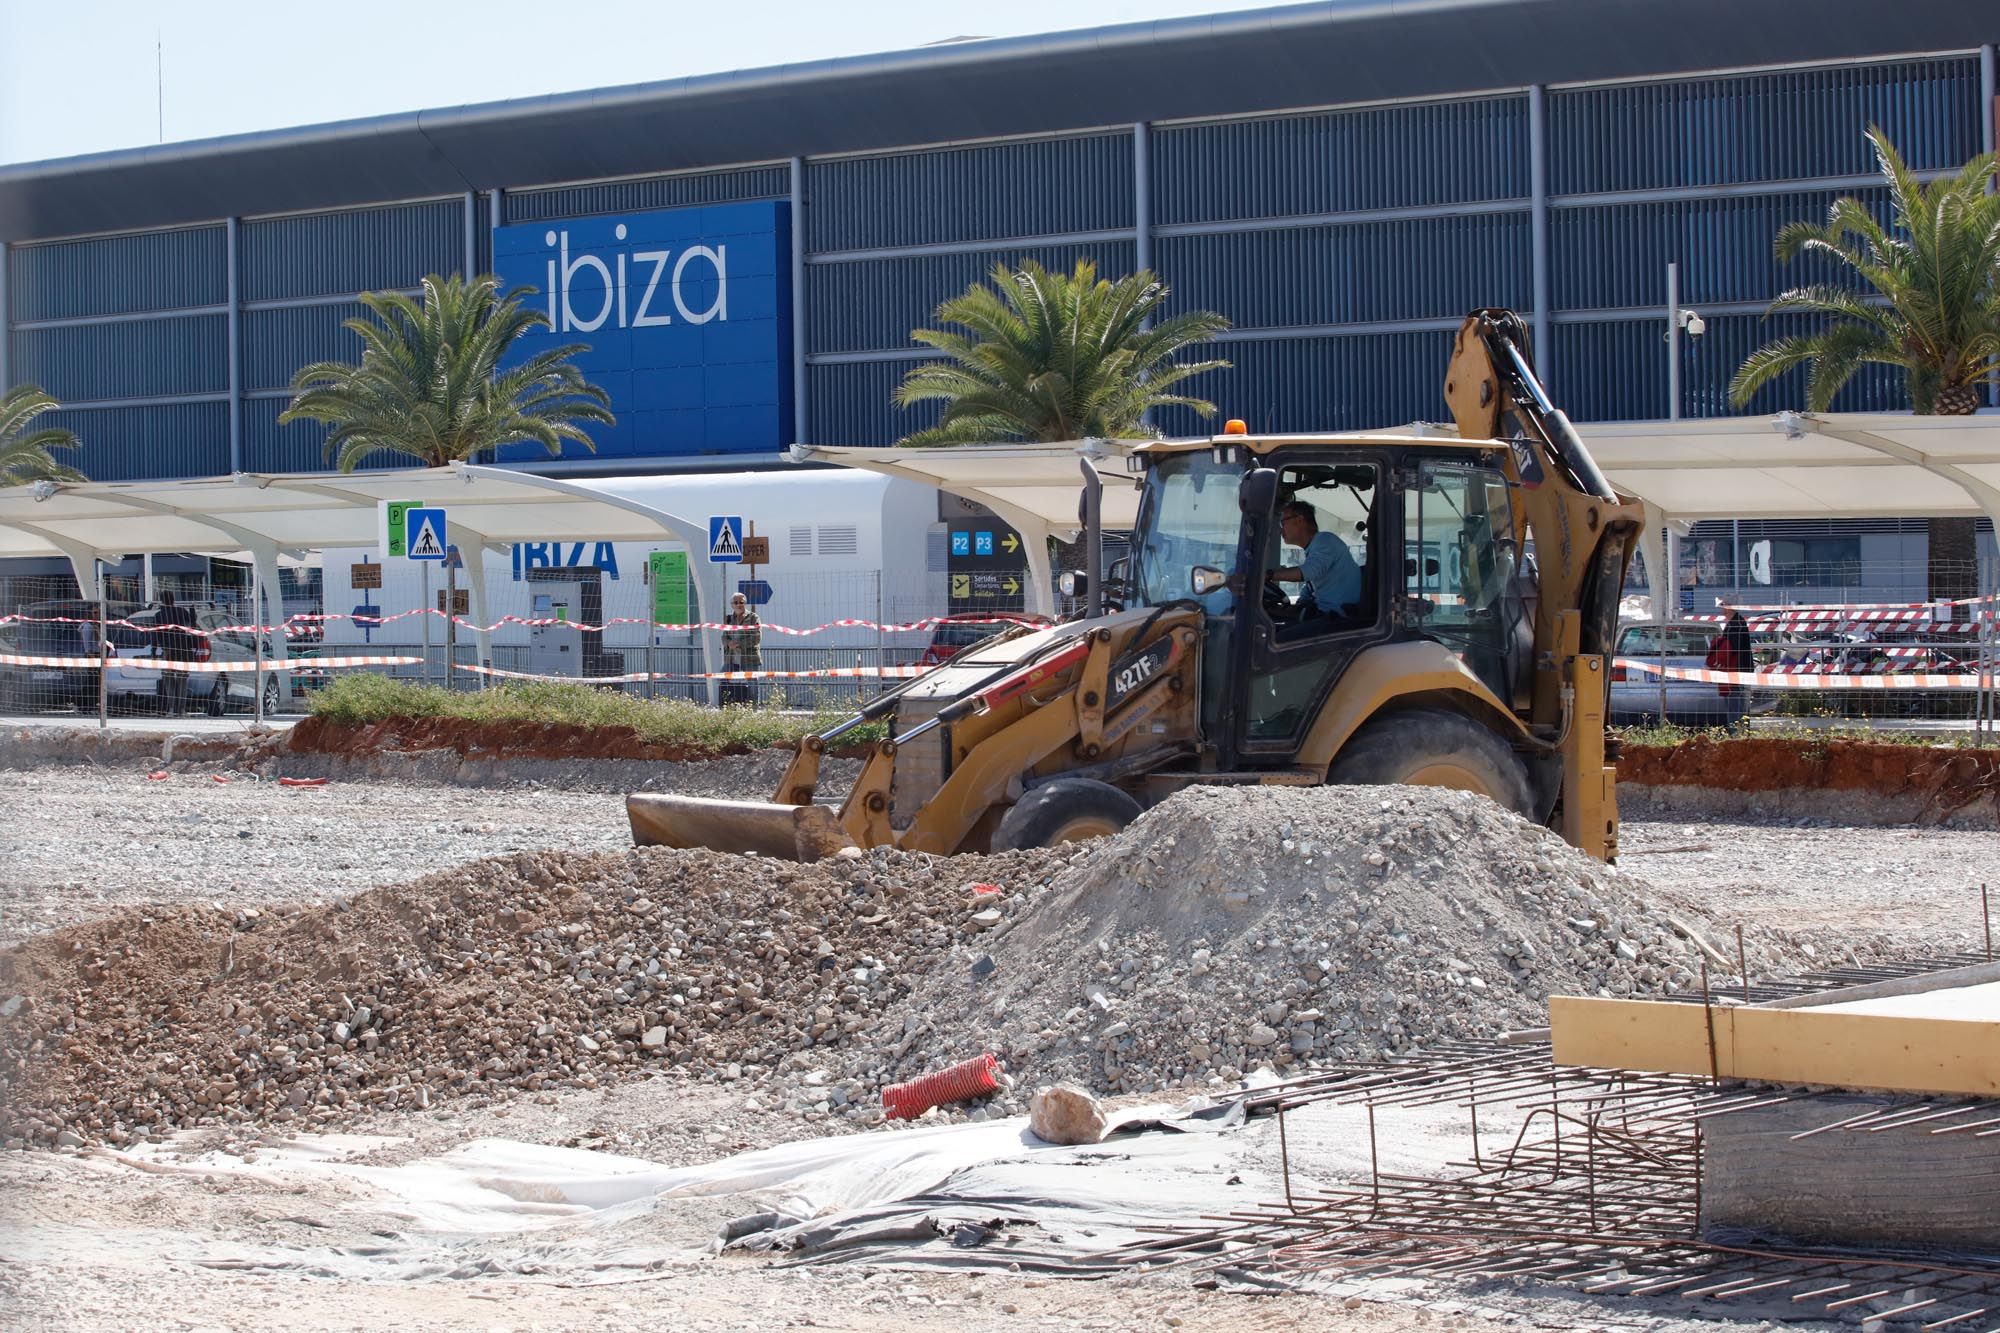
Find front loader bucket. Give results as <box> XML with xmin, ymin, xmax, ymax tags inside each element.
<box><xmin>626</xmin><ymin>793</ymin><xmax>859</xmax><ymax>862</ymax></box>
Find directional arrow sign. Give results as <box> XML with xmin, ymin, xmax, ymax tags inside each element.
<box><xmin>1001</xmin><ymin>533</ymin><xmax>1020</xmax><ymax>555</ymax></box>
<box><xmin>1002</xmin><ymin>575</ymin><xmax>1020</xmax><ymax>595</ymax></box>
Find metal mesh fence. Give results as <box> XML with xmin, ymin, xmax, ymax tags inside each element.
<box><xmin>1613</xmin><ymin>558</ymin><xmax>1999</xmax><ymax>737</ymax></box>
<box><xmin>6</xmin><ymin>554</ymin><xmax>1996</xmax><ymax>741</ymax></box>
<box><xmin>0</xmin><ymin>572</ymin><xmax>317</xmax><ymax>721</ymax></box>
<box><xmin>0</xmin><ymin>564</ymin><xmax>1044</xmax><ymax>720</ymax></box>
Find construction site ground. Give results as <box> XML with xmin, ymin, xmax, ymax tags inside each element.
<box><xmin>2</xmin><ymin>762</ymin><xmax>1987</xmax><ymax>952</ymax></box>
<box><xmin>2</xmin><ymin>753</ymin><xmax>1993</xmax><ymax>1331</ymax></box>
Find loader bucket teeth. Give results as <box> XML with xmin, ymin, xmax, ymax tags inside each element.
<box><xmin>626</xmin><ymin>794</ymin><xmax>859</xmax><ymax>862</ymax></box>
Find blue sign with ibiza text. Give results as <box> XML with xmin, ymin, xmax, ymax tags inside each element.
<box><xmin>492</xmin><ymin>200</ymin><xmax>792</xmax><ymax>462</ymax></box>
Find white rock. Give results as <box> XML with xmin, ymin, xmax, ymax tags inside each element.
<box><xmin>1029</xmin><ymin>1083</ymin><xmax>1107</xmax><ymax>1145</ymax></box>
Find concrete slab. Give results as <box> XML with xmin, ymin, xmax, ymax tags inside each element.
<box><xmin>1817</xmin><ymin>978</ymin><xmax>2000</xmax><ymax>1021</ymax></box>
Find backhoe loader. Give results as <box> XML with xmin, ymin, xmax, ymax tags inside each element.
<box><xmin>629</xmin><ymin>309</ymin><xmax>1645</xmax><ymax>861</ymax></box>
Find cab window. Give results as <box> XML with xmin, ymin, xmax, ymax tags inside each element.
<box><xmin>1404</xmin><ymin>461</ymin><xmax>1519</xmax><ymax>701</ymax></box>
<box><xmin>1265</xmin><ymin>463</ymin><xmax>1378</xmax><ymax>639</ymax></box>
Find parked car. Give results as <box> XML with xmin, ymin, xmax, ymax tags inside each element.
<box><xmin>100</xmin><ymin>606</ymin><xmax>286</xmax><ymax>717</ymax></box>
<box><xmin>2</xmin><ymin>600</ymin><xmax>103</xmax><ymax>711</ymax></box>
<box><xmin>917</xmin><ymin>613</ymin><xmax>1052</xmax><ymax>667</ymax></box>
<box><xmin>0</xmin><ymin>600</ymin><xmax>285</xmax><ymax>716</ymax></box>
<box><xmin>1609</xmin><ymin>622</ymin><xmax>1767</xmax><ymax>726</ymax></box>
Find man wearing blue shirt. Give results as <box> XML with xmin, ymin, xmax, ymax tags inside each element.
<box><xmin>1272</xmin><ymin>501</ymin><xmax>1361</xmax><ymax>633</ymax></box>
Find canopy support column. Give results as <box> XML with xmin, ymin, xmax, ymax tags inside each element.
<box><xmin>982</xmin><ymin>498</ymin><xmax>1056</xmax><ymax>617</ymax></box>
<box><xmin>1636</xmin><ymin>501</ymin><xmax>1673</xmax><ymax>623</ymax></box>
<box><xmin>246</xmin><ymin>541</ymin><xmax>291</xmax><ymax>691</ymax></box>
<box><xmin>63</xmin><ymin>548</ymin><xmax>101</xmax><ymax>602</ymax></box>
<box><xmin>458</xmin><ymin>538</ymin><xmax>495</xmax><ymax>675</ymax></box>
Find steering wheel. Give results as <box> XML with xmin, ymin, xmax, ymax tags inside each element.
<box><xmin>1261</xmin><ymin>577</ymin><xmax>1296</xmax><ymax>618</ymax></box>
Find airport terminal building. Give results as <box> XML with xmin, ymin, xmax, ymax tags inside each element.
<box><xmin>0</xmin><ymin>0</ymin><xmax>1995</xmax><ymax>600</ymax></box>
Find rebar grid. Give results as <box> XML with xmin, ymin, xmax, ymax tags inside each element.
<box><xmin>1124</xmin><ymin>954</ymin><xmax>2000</xmax><ymax>1328</ymax></box>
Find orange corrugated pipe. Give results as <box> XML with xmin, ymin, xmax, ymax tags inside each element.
<box><xmin>882</xmin><ymin>1053</ymin><xmax>1001</xmax><ymax>1120</ymax></box>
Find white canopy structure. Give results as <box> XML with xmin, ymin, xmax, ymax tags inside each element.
<box><xmin>0</xmin><ymin>462</ymin><xmax>730</xmax><ymax>686</ymax></box>
<box><xmin>802</xmin><ymin>414</ymin><xmax>2000</xmax><ymax>621</ymax></box>
<box><xmin>790</xmin><ymin>439</ymin><xmax>1140</xmax><ymax>614</ymax></box>
<box><xmin>1574</xmin><ymin>411</ymin><xmax>2000</xmax><ymax>618</ymax></box>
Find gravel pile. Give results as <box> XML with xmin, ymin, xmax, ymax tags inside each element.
<box><xmin>2</xmin><ymin>784</ymin><xmax>1785</xmax><ymax>1150</ymax></box>
<box><xmin>865</xmin><ymin>786</ymin><xmax>1780</xmax><ymax>1097</ymax></box>
<box><xmin>0</xmin><ymin>843</ymin><xmax>1071</xmax><ymax>1149</ymax></box>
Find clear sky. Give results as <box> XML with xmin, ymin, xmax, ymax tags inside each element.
<box><xmin>0</xmin><ymin>0</ymin><xmax>1290</xmax><ymax>167</ymax></box>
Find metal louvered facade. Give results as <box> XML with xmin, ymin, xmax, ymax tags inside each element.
<box><xmin>0</xmin><ymin>41</ymin><xmax>1993</xmax><ymax>481</ymax></box>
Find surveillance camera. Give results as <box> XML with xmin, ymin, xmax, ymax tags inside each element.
<box><xmin>1681</xmin><ymin>312</ymin><xmax>1706</xmax><ymax>339</ymax></box>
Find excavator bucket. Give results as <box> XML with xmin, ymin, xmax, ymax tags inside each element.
<box><xmin>626</xmin><ymin>793</ymin><xmax>859</xmax><ymax>862</ymax></box>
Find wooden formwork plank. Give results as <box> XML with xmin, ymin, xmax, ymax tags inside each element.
<box><xmin>1725</xmin><ymin>1008</ymin><xmax>2000</xmax><ymax>1097</ymax></box>
<box><xmin>1549</xmin><ymin>995</ymin><xmax>2000</xmax><ymax>1097</ymax></box>
<box><xmin>1549</xmin><ymin>997</ymin><xmax>1714</xmax><ymax>1075</ymax></box>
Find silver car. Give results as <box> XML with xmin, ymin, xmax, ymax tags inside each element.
<box><xmin>1609</xmin><ymin>622</ymin><xmax>1757</xmax><ymax>727</ymax></box>
<box><xmin>95</xmin><ymin>608</ymin><xmax>286</xmax><ymax>716</ymax></box>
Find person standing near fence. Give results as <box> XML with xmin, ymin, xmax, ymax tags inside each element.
<box><xmin>1705</xmin><ymin>610</ymin><xmax>1755</xmax><ymax>727</ymax></box>
<box><xmin>722</xmin><ymin>592</ymin><xmax>762</xmax><ymax>707</ymax></box>
<box><xmin>154</xmin><ymin>590</ymin><xmax>199</xmax><ymax>717</ymax></box>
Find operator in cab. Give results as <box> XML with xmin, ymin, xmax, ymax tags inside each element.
<box><xmin>1270</xmin><ymin>500</ymin><xmax>1361</xmax><ymax>638</ymax></box>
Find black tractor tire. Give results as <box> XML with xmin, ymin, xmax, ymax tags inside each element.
<box><xmin>994</xmin><ymin>778</ymin><xmax>1143</xmax><ymax>851</ymax></box>
<box><xmin>205</xmin><ymin>675</ymin><xmax>229</xmax><ymax>717</ymax></box>
<box><xmin>1327</xmin><ymin>707</ymin><xmax>1534</xmax><ymax>816</ymax></box>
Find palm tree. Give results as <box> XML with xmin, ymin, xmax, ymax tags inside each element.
<box><xmin>0</xmin><ymin>384</ymin><xmax>85</xmax><ymax>486</ymax></box>
<box><xmin>894</xmin><ymin>259</ymin><xmax>1231</xmax><ymax>445</ymax></box>
<box><xmin>1729</xmin><ymin>128</ymin><xmax>2000</xmax><ymax>598</ymax></box>
<box><xmin>281</xmin><ymin>273</ymin><xmax>613</xmax><ymax>472</ymax></box>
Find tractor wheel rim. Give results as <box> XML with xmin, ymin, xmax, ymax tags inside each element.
<box><xmin>1051</xmin><ymin>815</ymin><xmax>1123</xmax><ymax>842</ymax></box>
<box><xmin>1400</xmin><ymin>761</ymin><xmax>1497</xmax><ymax>798</ymax></box>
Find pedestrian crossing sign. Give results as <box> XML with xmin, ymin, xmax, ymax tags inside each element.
<box><xmin>708</xmin><ymin>515</ymin><xmax>745</xmax><ymax>563</ymax></box>
<box><xmin>406</xmin><ymin>508</ymin><xmax>448</xmax><ymax>561</ymax></box>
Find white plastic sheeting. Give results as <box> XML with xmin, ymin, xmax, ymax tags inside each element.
<box><xmin>86</xmin><ymin>1103</ymin><xmax>1255</xmax><ymax>1281</ymax></box>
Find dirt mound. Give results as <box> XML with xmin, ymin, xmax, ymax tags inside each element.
<box><xmin>1620</xmin><ymin>736</ymin><xmax>2000</xmax><ymax>816</ymax></box>
<box><xmin>2</xmin><ymin>785</ymin><xmax>1786</xmax><ymax>1150</ymax></box>
<box><xmin>289</xmin><ymin>715</ymin><xmax>743</xmax><ymax>763</ymax></box>
<box><xmin>0</xmin><ymin>843</ymin><xmax>1072</xmax><ymax>1149</ymax></box>
<box><xmin>864</xmin><ymin>786</ymin><xmax>1771</xmax><ymax>1097</ymax></box>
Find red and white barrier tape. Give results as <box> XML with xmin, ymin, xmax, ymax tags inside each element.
<box><xmin>450</xmin><ymin>662</ymin><xmax>930</xmax><ymax>684</ymax></box>
<box><xmin>0</xmin><ymin>652</ymin><xmax>419</xmax><ymax>671</ymax></box>
<box><xmin>694</xmin><ymin>666</ymin><xmax>930</xmax><ymax>680</ymax></box>
<box><xmin>1616</xmin><ymin>659</ymin><xmax>1991</xmax><ymax>689</ymax></box>
<box><xmin>0</xmin><ymin>608</ymin><xmax>1045</xmax><ymax>639</ymax></box>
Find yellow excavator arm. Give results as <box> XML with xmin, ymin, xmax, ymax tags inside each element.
<box><xmin>1445</xmin><ymin>309</ymin><xmax>1646</xmax><ymax>854</ymax></box>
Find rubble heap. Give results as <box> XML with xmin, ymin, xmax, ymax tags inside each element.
<box><xmin>0</xmin><ymin>844</ymin><xmax>1073</xmax><ymax>1149</ymax></box>
<box><xmin>865</xmin><ymin>785</ymin><xmax>1751</xmax><ymax>1096</ymax></box>
<box><xmin>1</xmin><ymin>785</ymin><xmax>1773</xmax><ymax>1150</ymax></box>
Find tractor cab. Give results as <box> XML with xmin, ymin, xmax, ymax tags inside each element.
<box><xmin>1126</xmin><ymin>428</ymin><xmax>1533</xmax><ymax>769</ymax></box>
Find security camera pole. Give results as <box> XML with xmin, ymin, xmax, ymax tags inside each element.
<box><xmin>1666</xmin><ymin>261</ymin><xmax>1682</xmax><ymax>422</ymax></box>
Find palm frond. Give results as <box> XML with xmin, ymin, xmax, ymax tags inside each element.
<box><xmin>896</xmin><ymin>260</ymin><xmax>1231</xmax><ymax>445</ymax></box>
<box><xmin>0</xmin><ymin>383</ymin><xmax>87</xmax><ymax>485</ymax></box>
<box><xmin>277</xmin><ymin>272</ymin><xmax>612</xmax><ymax>471</ymax></box>
<box><xmin>1739</xmin><ymin>128</ymin><xmax>2000</xmax><ymax>418</ymax></box>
